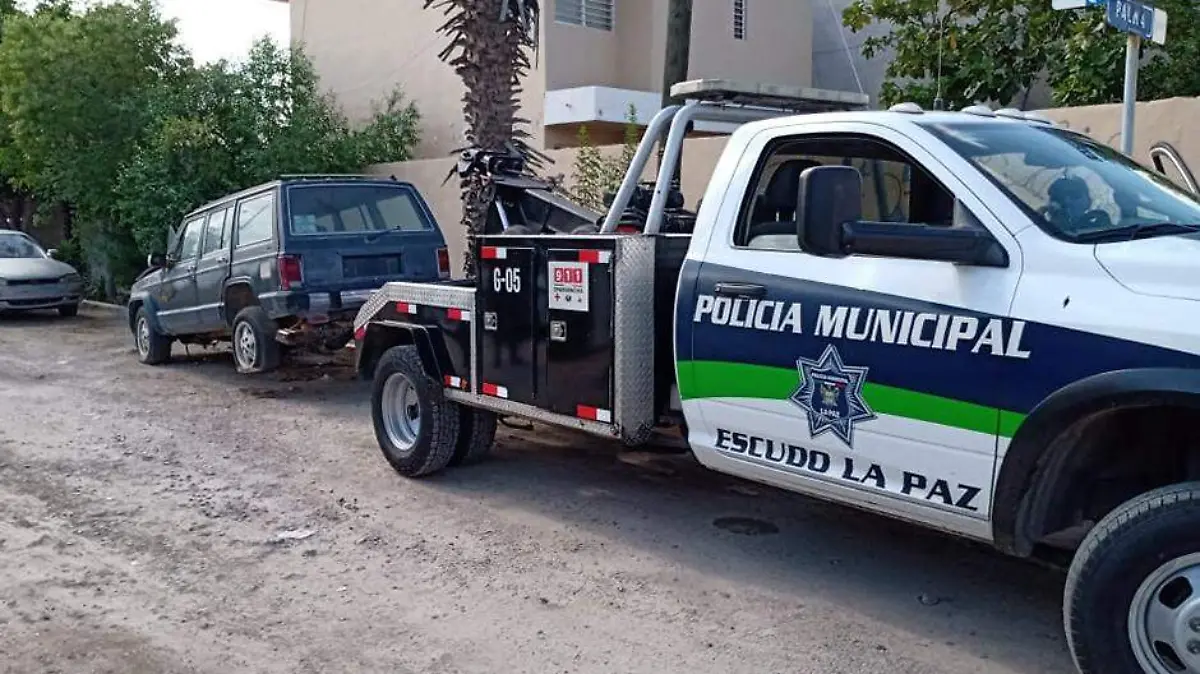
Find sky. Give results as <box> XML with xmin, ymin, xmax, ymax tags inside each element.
<box><xmin>161</xmin><ymin>0</ymin><xmax>290</xmax><ymax>64</ymax></box>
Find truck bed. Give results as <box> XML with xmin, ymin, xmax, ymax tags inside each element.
<box><xmin>354</xmin><ymin>234</ymin><xmax>691</xmax><ymax>445</ymax></box>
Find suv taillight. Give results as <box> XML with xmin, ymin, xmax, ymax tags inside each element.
<box><xmin>278</xmin><ymin>254</ymin><xmax>303</xmax><ymax>290</ymax></box>
<box><xmin>436</xmin><ymin>247</ymin><xmax>450</xmax><ymax>278</ymax></box>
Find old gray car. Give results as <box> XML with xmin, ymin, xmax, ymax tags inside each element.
<box><xmin>0</xmin><ymin>230</ymin><xmax>84</xmax><ymax>317</ymax></box>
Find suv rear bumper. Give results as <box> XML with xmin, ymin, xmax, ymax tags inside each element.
<box><xmin>259</xmin><ymin>290</ymin><xmax>368</xmax><ymax>322</ymax></box>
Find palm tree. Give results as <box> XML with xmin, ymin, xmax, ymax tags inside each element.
<box><xmin>423</xmin><ymin>0</ymin><xmax>543</xmax><ymax>275</ymax></box>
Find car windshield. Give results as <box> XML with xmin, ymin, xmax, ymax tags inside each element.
<box><xmin>287</xmin><ymin>184</ymin><xmax>432</xmax><ymax>236</ymax></box>
<box><xmin>918</xmin><ymin>120</ymin><xmax>1200</xmax><ymax>242</ymax></box>
<box><xmin>0</xmin><ymin>232</ymin><xmax>46</xmax><ymax>259</ymax></box>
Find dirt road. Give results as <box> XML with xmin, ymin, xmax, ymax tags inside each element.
<box><xmin>0</xmin><ymin>306</ymin><xmax>1074</xmax><ymax>674</ymax></box>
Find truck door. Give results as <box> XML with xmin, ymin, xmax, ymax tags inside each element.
<box><xmin>194</xmin><ymin>205</ymin><xmax>233</xmax><ymax>331</ymax></box>
<box><xmin>680</xmin><ymin>125</ymin><xmax>1024</xmax><ymax>535</ymax></box>
<box><xmin>156</xmin><ymin>215</ymin><xmax>205</xmax><ymax>335</ymax></box>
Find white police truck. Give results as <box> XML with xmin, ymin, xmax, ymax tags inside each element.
<box><xmin>353</xmin><ymin>80</ymin><xmax>1200</xmax><ymax>674</ymax></box>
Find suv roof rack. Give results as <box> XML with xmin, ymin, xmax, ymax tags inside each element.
<box><xmin>669</xmin><ymin>79</ymin><xmax>871</xmax><ymax>114</ymax></box>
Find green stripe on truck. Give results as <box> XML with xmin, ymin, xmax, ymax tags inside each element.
<box><xmin>677</xmin><ymin>360</ymin><xmax>1026</xmax><ymax>438</ymax></box>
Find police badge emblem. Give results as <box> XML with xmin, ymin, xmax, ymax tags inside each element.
<box><xmin>789</xmin><ymin>344</ymin><xmax>876</xmax><ymax>448</ymax></box>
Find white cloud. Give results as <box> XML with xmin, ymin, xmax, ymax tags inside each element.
<box><xmin>160</xmin><ymin>0</ymin><xmax>290</xmax><ymax>64</ymax></box>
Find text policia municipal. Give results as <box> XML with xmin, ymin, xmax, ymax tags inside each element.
<box><xmin>693</xmin><ymin>295</ymin><xmax>1032</xmax><ymax>359</ymax></box>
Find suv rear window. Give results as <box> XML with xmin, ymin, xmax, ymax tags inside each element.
<box><xmin>287</xmin><ymin>184</ymin><xmax>433</xmax><ymax>236</ymax></box>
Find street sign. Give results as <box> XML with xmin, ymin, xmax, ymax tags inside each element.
<box><xmin>1105</xmin><ymin>0</ymin><xmax>1168</xmax><ymax>44</ymax></box>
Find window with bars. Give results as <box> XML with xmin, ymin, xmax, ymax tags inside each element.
<box><xmin>555</xmin><ymin>0</ymin><xmax>614</xmax><ymax>31</ymax></box>
<box><xmin>733</xmin><ymin>0</ymin><xmax>746</xmax><ymax>40</ymax></box>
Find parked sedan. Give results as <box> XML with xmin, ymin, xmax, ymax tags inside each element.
<box><xmin>0</xmin><ymin>230</ymin><xmax>84</xmax><ymax>317</ymax></box>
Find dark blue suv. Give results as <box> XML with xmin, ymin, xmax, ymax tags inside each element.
<box><xmin>127</xmin><ymin>175</ymin><xmax>450</xmax><ymax>374</ymax></box>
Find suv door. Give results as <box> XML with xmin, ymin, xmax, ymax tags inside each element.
<box><xmin>156</xmin><ymin>215</ymin><xmax>205</xmax><ymax>335</ymax></box>
<box><xmin>678</xmin><ymin>124</ymin><xmax>1025</xmax><ymax>538</ymax></box>
<box><xmin>194</xmin><ymin>204</ymin><xmax>234</xmax><ymax>331</ymax></box>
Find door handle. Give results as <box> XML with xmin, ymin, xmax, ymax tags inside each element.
<box><xmin>216</xmin><ymin>257</ymin><xmax>228</xmax><ymax>264</ymax></box>
<box><xmin>714</xmin><ymin>281</ymin><xmax>766</xmax><ymax>299</ymax></box>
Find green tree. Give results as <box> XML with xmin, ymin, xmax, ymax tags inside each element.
<box><xmin>114</xmin><ymin>39</ymin><xmax>421</xmax><ymax>261</ymax></box>
<box><xmin>843</xmin><ymin>0</ymin><xmax>1071</xmax><ymax>109</ymax></box>
<box><xmin>0</xmin><ymin>0</ymin><xmax>185</xmax><ymax>295</ymax></box>
<box><xmin>0</xmin><ymin>2</ymin><xmax>421</xmax><ymax>299</ymax></box>
<box><xmin>570</xmin><ymin>104</ymin><xmax>640</xmax><ymax>212</ymax></box>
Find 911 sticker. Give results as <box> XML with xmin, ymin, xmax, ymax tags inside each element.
<box><xmin>549</xmin><ymin>261</ymin><xmax>589</xmax><ymax>312</ymax></box>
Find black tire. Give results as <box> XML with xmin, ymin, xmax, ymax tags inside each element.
<box><xmin>450</xmin><ymin>409</ymin><xmax>497</xmax><ymax>467</ymax></box>
<box><xmin>58</xmin><ymin>303</ymin><xmax>79</xmax><ymax>318</ymax></box>
<box><xmin>133</xmin><ymin>307</ymin><xmax>171</xmax><ymax>365</ymax></box>
<box><xmin>1065</xmin><ymin>481</ymin><xmax>1200</xmax><ymax>674</ymax></box>
<box><xmin>370</xmin><ymin>345</ymin><xmax>461</xmax><ymax>478</ymax></box>
<box><xmin>231</xmin><ymin>305</ymin><xmax>281</xmax><ymax>374</ymax></box>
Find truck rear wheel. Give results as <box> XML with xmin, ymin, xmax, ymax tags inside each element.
<box><xmin>450</xmin><ymin>409</ymin><xmax>497</xmax><ymax>467</ymax></box>
<box><xmin>371</xmin><ymin>345</ymin><xmax>461</xmax><ymax>478</ymax></box>
<box><xmin>231</xmin><ymin>306</ymin><xmax>281</xmax><ymax>374</ymax></box>
<box><xmin>1065</xmin><ymin>482</ymin><xmax>1200</xmax><ymax>674</ymax></box>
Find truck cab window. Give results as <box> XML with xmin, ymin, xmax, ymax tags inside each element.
<box><xmin>736</xmin><ymin>136</ymin><xmax>956</xmax><ymax>251</ymax></box>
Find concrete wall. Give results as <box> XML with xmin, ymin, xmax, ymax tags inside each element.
<box><xmin>371</xmin><ymin>97</ymin><xmax>1200</xmax><ymax>278</ymax></box>
<box><xmin>290</xmin><ymin>0</ymin><xmax>547</xmax><ymax>160</ymax></box>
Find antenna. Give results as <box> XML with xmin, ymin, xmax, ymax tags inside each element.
<box><xmin>933</xmin><ymin>12</ymin><xmax>945</xmax><ymax>111</ymax></box>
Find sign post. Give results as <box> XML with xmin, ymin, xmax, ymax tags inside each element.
<box><xmin>1052</xmin><ymin>0</ymin><xmax>1167</xmax><ymax>154</ymax></box>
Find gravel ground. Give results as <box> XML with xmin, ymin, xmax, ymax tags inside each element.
<box><xmin>0</xmin><ymin>305</ymin><xmax>1076</xmax><ymax>674</ymax></box>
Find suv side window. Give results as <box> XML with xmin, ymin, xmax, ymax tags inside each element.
<box><xmin>201</xmin><ymin>206</ymin><xmax>232</xmax><ymax>256</ymax></box>
<box><xmin>176</xmin><ymin>216</ymin><xmax>205</xmax><ymax>261</ymax></box>
<box><xmin>235</xmin><ymin>192</ymin><xmax>276</xmax><ymax>247</ymax></box>
<box><xmin>734</xmin><ymin>135</ymin><xmax>958</xmax><ymax>252</ymax></box>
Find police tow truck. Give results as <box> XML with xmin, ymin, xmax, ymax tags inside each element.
<box><xmin>353</xmin><ymin>79</ymin><xmax>1200</xmax><ymax>674</ymax></box>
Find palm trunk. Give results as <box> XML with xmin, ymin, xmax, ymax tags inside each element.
<box><xmin>424</xmin><ymin>0</ymin><xmax>541</xmax><ymax>276</ymax></box>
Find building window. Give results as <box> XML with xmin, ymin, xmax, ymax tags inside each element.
<box><xmin>733</xmin><ymin>0</ymin><xmax>746</xmax><ymax>40</ymax></box>
<box><xmin>556</xmin><ymin>0</ymin><xmax>614</xmax><ymax>31</ymax></box>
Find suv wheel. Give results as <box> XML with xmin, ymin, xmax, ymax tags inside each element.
<box><xmin>231</xmin><ymin>306</ymin><xmax>281</xmax><ymax>374</ymax></box>
<box><xmin>371</xmin><ymin>345</ymin><xmax>460</xmax><ymax>478</ymax></box>
<box><xmin>1065</xmin><ymin>482</ymin><xmax>1200</xmax><ymax>674</ymax></box>
<box><xmin>134</xmin><ymin>307</ymin><xmax>171</xmax><ymax>365</ymax></box>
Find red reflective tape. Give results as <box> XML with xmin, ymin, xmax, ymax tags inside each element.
<box><xmin>481</xmin><ymin>246</ymin><xmax>507</xmax><ymax>260</ymax></box>
<box><xmin>446</xmin><ymin>308</ymin><xmax>465</xmax><ymax>321</ymax></box>
<box><xmin>353</xmin><ymin>326</ymin><xmax>366</xmax><ymax>341</ymax></box>
<box><xmin>396</xmin><ymin>302</ymin><xmax>417</xmax><ymax>314</ymax></box>
<box><xmin>443</xmin><ymin>375</ymin><xmax>465</xmax><ymax>389</ymax></box>
<box><xmin>482</xmin><ymin>383</ymin><xmax>508</xmax><ymax>398</ymax></box>
<box><xmin>578</xmin><ymin>249</ymin><xmax>612</xmax><ymax>264</ymax></box>
<box><xmin>576</xmin><ymin>405</ymin><xmax>612</xmax><ymax>423</ymax></box>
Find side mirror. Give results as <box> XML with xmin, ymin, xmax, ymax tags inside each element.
<box><xmin>46</xmin><ymin>248</ymin><xmax>58</xmax><ymax>259</ymax></box>
<box><xmin>797</xmin><ymin>165</ymin><xmax>864</xmax><ymax>255</ymax></box>
<box><xmin>797</xmin><ymin>166</ymin><xmax>1007</xmax><ymax>267</ymax></box>
<box><xmin>147</xmin><ymin>252</ymin><xmax>168</xmax><ymax>268</ymax></box>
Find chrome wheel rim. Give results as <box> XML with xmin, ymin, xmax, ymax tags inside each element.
<box><xmin>1129</xmin><ymin>552</ymin><xmax>1200</xmax><ymax>674</ymax></box>
<box><xmin>136</xmin><ymin>317</ymin><xmax>150</xmax><ymax>357</ymax></box>
<box><xmin>234</xmin><ymin>321</ymin><xmax>257</xmax><ymax>369</ymax></box>
<box><xmin>381</xmin><ymin>372</ymin><xmax>421</xmax><ymax>454</ymax></box>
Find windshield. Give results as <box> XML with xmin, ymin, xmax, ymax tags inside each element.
<box><xmin>919</xmin><ymin>120</ymin><xmax>1200</xmax><ymax>242</ymax></box>
<box><xmin>0</xmin><ymin>232</ymin><xmax>47</xmax><ymax>259</ymax></box>
<box><xmin>287</xmin><ymin>184</ymin><xmax>433</xmax><ymax>236</ymax></box>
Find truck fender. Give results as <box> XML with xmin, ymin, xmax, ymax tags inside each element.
<box><xmin>992</xmin><ymin>367</ymin><xmax>1200</xmax><ymax>556</ymax></box>
<box><xmin>220</xmin><ymin>278</ymin><xmax>259</xmax><ymax>323</ymax></box>
<box><xmin>126</xmin><ymin>293</ymin><xmax>166</xmax><ymax>335</ymax></box>
<box><xmin>355</xmin><ymin>320</ymin><xmax>449</xmax><ymax>382</ymax></box>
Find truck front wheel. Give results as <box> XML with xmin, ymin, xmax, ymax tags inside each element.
<box><xmin>1065</xmin><ymin>482</ymin><xmax>1200</xmax><ymax>674</ymax></box>
<box><xmin>371</xmin><ymin>345</ymin><xmax>461</xmax><ymax>478</ymax></box>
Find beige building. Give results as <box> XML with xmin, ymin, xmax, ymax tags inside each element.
<box><xmin>286</xmin><ymin>0</ymin><xmax>815</xmax><ymax>159</ymax></box>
